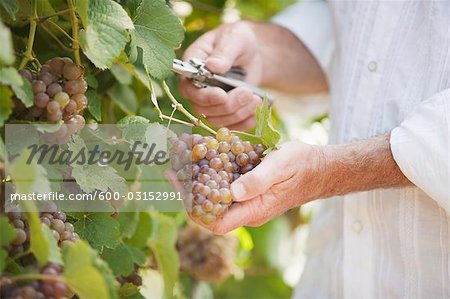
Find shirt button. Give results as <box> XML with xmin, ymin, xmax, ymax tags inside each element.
<box><xmin>352</xmin><ymin>220</ymin><xmax>363</xmax><ymax>233</ymax></box>
<box><xmin>368</xmin><ymin>61</ymin><xmax>377</xmax><ymax>72</ymax></box>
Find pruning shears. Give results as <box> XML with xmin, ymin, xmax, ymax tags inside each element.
<box><xmin>172</xmin><ymin>58</ymin><xmax>274</xmax><ymax>106</ymax></box>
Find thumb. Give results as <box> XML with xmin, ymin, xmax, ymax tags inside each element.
<box><xmin>230</xmin><ymin>153</ymin><xmax>283</xmax><ymax>202</ymax></box>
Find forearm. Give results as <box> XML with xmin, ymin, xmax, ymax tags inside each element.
<box><xmin>246</xmin><ymin>21</ymin><xmax>328</xmax><ymax>94</ymax></box>
<box><xmin>319</xmin><ymin>134</ymin><xmax>412</xmax><ymax>198</ymax></box>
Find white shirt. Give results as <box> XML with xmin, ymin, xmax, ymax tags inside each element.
<box><xmin>273</xmin><ymin>1</ymin><xmax>450</xmax><ymax>298</ymax></box>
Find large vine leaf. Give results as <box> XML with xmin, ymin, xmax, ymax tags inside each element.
<box><xmin>147</xmin><ymin>213</ymin><xmax>179</xmax><ymax>299</ymax></box>
<box><xmin>0</xmin><ymin>19</ymin><xmax>14</xmax><ymax>65</ymax></box>
<box><xmin>126</xmin><ymin>212</ymin><xmax>152</xmax><ymax>248</ymax></box>
<box><xmin>0</xmin><ymin>67</ymin><xmax>33</xmax><ymax>107</ymax></box>
<box><xmin>63</xmin><ymin>241</ymin><xmax>119</xmax><ymax>299</ymax></box>
<box><xmin>255</xmin><ymin>97</ymin><xmax>281</xmax><ymax>148</ymax></box>
<box><xmin>80</xmin><ymin>0</ymin><xmax>134</xmax><ymax>69</ymax></box>
<box><xmin>86</xmin><ymin>89</ymin><xmax>102</xmax><ymax>121</ymax></box>
<box><xmin>117</xmin><ymin>212</ymin><xmax>140</xmax><ymax>238</ymax></box>
<box><xmin>0</xmin><ymin>86</ymin><xmax>13</xmax><ymax>126</ymax></box>
<box><xmin>102</xmin><ymin>241</ymin><xmax>146</xmax><ymax>276</ymax></box>
<box><xmin>0</xmin><ymin>216</ymin><xmax>16</xmax><ymax>272</ymax></box>
<box><xmin>69</xmin><ymin>136</ymin><xmax>127</xmax><ymax>194</ymax></box>
<box><xmin>129</xmin><ymin>0</ymin><xmax>184</xmax><ymax>79</ymax></box>
<box><xmin>107</xmin><ymin>84</ymin><xmax>138</xmax><ymax>115</ymax></box>
<box><xmin>73</xmin><ymin>213</ymin><xmax>120</xmax><ymax>251</ymax></box>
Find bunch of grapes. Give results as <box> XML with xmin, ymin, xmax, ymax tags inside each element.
<box><xmin>6</xmin><ymin>202</ymin><xmax>79</xmax><ymax>257</ymax></box>
<box><xmin>14</xmin><ymin>57</ymin><xmax>88</xmax><ymax>143</ymax></box>
<box><xmin>170</xmin><ymin>128</ymin><xmax>265</xmax><ymax>224</ymax></box>
<box><xmin>176</xmin><ymin>223</ymin><xmax>238</xmax><ymax>282</ymax></box>
<box><xmin>0</xmin><ymin>263</ymin><xmax>70</xmax><ymax>299</ymax></box>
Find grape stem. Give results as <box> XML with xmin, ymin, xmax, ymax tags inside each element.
<box><xmin>10</xmin><ymin>273</ymin><xmax>66</xmax><ymax>283</ymax></box>
<box><xmin>19</xmin><ymin>0</ymin><xmax>38</xmax><ymax>69</ymax></box>
<box><xmin>41</xmin><ymin>24</ymin><xmax>73</xmax><ymax>52</ymax></box>
<box><xmin>230</xmin><ymin>130</ymin><xmax>259</xmax><ymax>139</ymax></box>
<box><xmin>67</xmin><ymin>0</ymin><xmax>81</xmax><ymax>64</ymax></box>
<box><xmin>39</xmin><ymin>8</ymin><xmax>72</xmax><ymax>21</ymax></box>
<box><xmin>11</xmin><ymin>249</ymin><xmax>32</xmax><ymax>261</ymax></box>
<box><xmin>162</xmin><ymin>81</ymin><xmax>216</xmax><ymax>135</ymax></box>
<box><xmin>46</xmin><ymin>20</ymin><xmax>74</xmax><ymax>42</ymax></box>
<box><xmin>161</xmin><ymin>114</ymin><xmax>194</xmax><ymax>127</ymax></box>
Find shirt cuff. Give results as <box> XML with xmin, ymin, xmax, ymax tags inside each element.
<box><xmin>390</xmin><ymin>89</ymin><xmax>450</xmax><ymax>215</ymax></box>
<box><xmin>271</xmin><ymin>0</ymin><xmax>335</xmax><ymax>78</ymax></box>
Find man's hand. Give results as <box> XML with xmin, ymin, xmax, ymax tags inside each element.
<box><xmin>199</xmin><ymin>134</ymin><xmax>411</xmax><ymax>234</ymax></box>
<box><xmin>179</xmin><ymin>21</ymin><xmax>329</xmax><ymax>130</ymax></box>
<box><xmin>180</xmin><ymin>22</ymin><xmax>263</xmax><ymax>130</ymax></box>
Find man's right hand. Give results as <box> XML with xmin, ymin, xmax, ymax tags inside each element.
<box><xmin>180</xmin><ymin>21</ymin><xmax>263</xmax><ymax>131</ymax></box>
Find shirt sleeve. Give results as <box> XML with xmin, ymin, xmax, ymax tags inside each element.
<box><xmin>390</xmin><ymin>89</ymin><xmax>450</xmax><ymax>215</ymax></box>
<box><xmin>271</xmin><ymin>0</ymin><xmax>335</xmax><ymax>77</ymax></box>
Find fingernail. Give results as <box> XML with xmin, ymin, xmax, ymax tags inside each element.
<box><xmin>231</xmin><ymin>182</ymin><xmax>246</xmax><ymax>201</ymax></box>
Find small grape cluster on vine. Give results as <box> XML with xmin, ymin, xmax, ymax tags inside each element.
<box><xmin>0</xmin><ymin>202</ymin><xmax>77</xmax><ymax>299</ymax></box>
<box><xmin>0</xmin><ymin>263</ymin><xmax>71</xmax><ymax>299</ymax></box>
<box><xmin>170</xmin><ymin>127</ymin><xmax>265</xmax><ymax>225</ymax></box>
<box><xmin>7</xmin><ymin>202</ymin><xmax>79</xmax><ymax>257</ymax></box>
<box><xmin>14</xmin><ymin>57</ymin><xmax>88</xmax><ymax>144</ymax></box>
<box><xmin>176</xmin><ymin>223</ymin><xmax>238</xmax><ymax>282</ymax></box>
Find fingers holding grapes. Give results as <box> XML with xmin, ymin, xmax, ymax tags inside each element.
<box><xmin>169</xmin><ymin>128</ymin><xmax>266</xmax><ymax>229</ymax></box>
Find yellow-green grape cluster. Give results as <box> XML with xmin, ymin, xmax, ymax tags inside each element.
<box><xmin>6</xmin><ymin>202</ymin><xmax>79</xmax><ymax>257</ymax></box>
<box><xmin>170</xmin><ymin>128</ymin><xmax>265</xmax><ymax>225</ymax></box>
<box><xmin>176</xmin><ymin>223</ymin><xmax>238</xmax><ymax>282</ymax></box>
<box><xmin>0</xmin><ymin>263</ymin><xmax>71</xmax><ymax>299</ymax></box>
<box><xmin>15</xmin><ymin>57</ymin><xmax>88</xmax><ymax>143</ymax></box>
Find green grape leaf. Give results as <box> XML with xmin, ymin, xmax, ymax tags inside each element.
<box><xmin>255</xmin><ymin>97</ymin><xmax>281</xmax><ymax>148</ymax></box>
<box><xmin>0</xmin><ymin>86</ymin><xmax>13</xmax><ymax>126</ymax></box>
<box><xmin>126</xmin><ymin>212</ymin><xmax>152</xmax><ymax>248</ymax></box>
<box><xmin>73</xmin><ymin>213</ymin><xmax>120</xmax><ymax>250</ymax></box>
<box><xmin>119</xmin><ymin>283</ymin><xmax>145</xmax><ymax>299</ymax></box>
<box><xmin>86</xmin><ymin>90</ymin><xmax>102</xmax><ymax>121</ymax></box>
<box><xmin>117</xmin><ymin>211</ymin><xmax>140</xmax><ymax>238</ymax></box>
<box><xmin>102</xmin><ymin>241</ymin><xmax>146</xmax><ymax>276</ymax></box>
<box><xmin>11</xmin><ymin>79</ymin><xmax>33</xmax><ymax>107</ymax></box>
<box><xmin>9</xmin><ymin>149</ymin><xmax>51</xmax><ymax>201</ymax></box>
<box><xmin>36</xmin><ymin>224</ymin><xmax>63</xmax><ymax>264</ymax></box>
<box><xmin>117</xmin><ymin>115</ymin><xmax>149</xmax><ymax>125</ymax></box>
<box><xmin>0</xmin><ymin>67</ymin><xmax>33</xmax><ymax>107</ymax></box>
<box><xmin>0</xmin><ymin>216</ymin><xmax>16</xmax><ymax>272</ymax></box>
<box><xmin>129</xmin><ymin>0</ymin><xmax>184</xmax><ymax>79</ymax></box>
<box><xmin>144</xmin><ymin>65</ymin><xmax>163</xmax><ymax>118</ymax></box>
<box><xmin>69</xmin><ymin>136</ymin><xmax>127</xmax><ymax>194</ymax></box>
<box><xmin>0</xmin><ymin>0</ymin><xmax>19</xmax><ymax>21</ymax></box>
<box><xmin>92</xmin><ymin>251</ymin><xmax>121</xmax><ymax>299</ymax></box>
<box><xmin>147</xmin><ymin>212</ymin><xmax>179</xmax><ymax>299</ymax></box>
<box><xmin>107</xmin><ymin>84</ymin><xmax>138</xmax><ymax>115</ymax></box>
<box><xmin>74</xmin><ymin>0</ymin><xmax>89</xmax><ymax>28</ymax></box>
<box><xmin>0</xmin><ymin>66</ymin><xmax>22</xmax><ymax>85</ymax></box>
<box><xmin>80</xmin><ymin>0</ymin><xmax>134</xmax><ymax>69</ymax></box>
<box><xmin>63</xmin><ymin>240</ymin><xmax>119</xmax><ymax>299</ymax></box>
<box><xmin>0</xmin><ymin>19</ymin><xmax>14</xmax><ymax>65</ymax></box>
<box><xmin>111</xmin><ymin>63</ymin><xmax>133</xmax><ymax>85</ymax></box>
